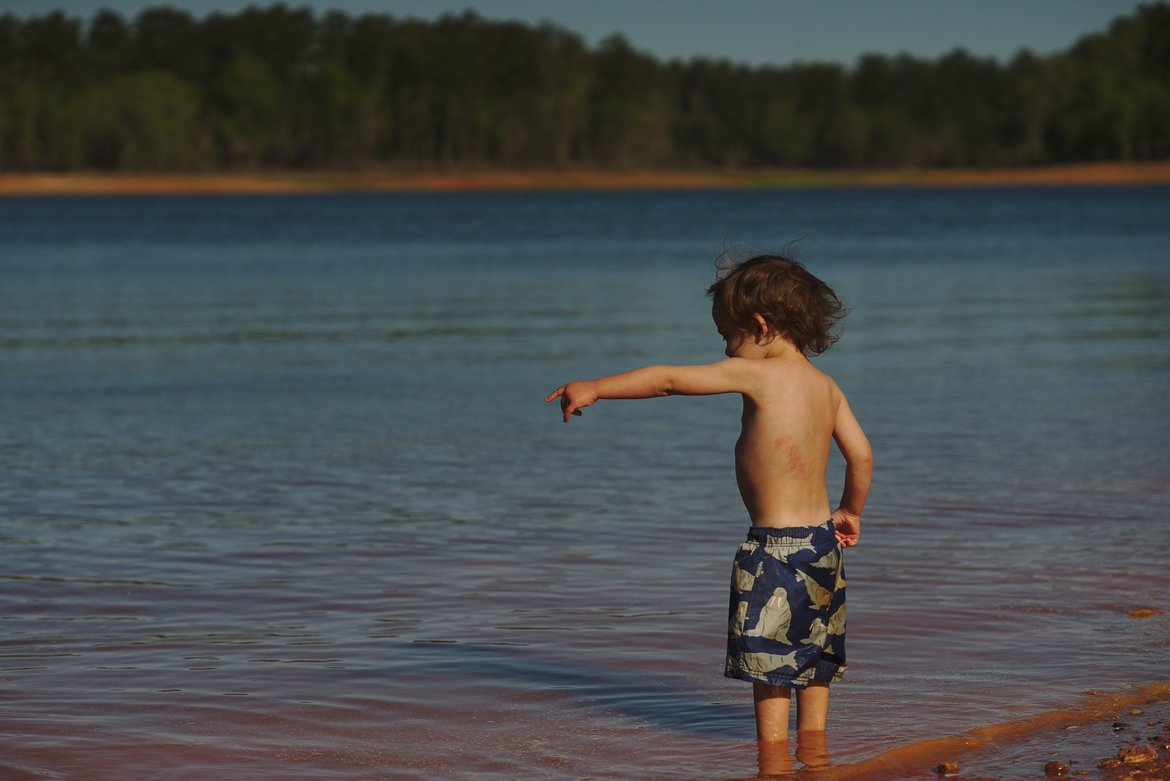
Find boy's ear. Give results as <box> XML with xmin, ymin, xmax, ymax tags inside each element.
<box><xmin>752</xmin><ymin>314</ymin><xmax>773</xmax><ymax>342</ymax></box>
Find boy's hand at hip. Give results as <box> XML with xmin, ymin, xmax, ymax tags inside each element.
<box><xmin>831</xmin><ymin>508</ymin><xmax>861</xmax><ymax>547</ymax></box>
<box><xmin>545</xmin><ymin>382</ymin><xmax>596</xmax><ymax>423</ymax></box>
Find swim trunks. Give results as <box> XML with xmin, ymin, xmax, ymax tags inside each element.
<box><xmin>724</xmin><ymin>520</ymin><xmax>846</xmax><ymax>688</ymax></box>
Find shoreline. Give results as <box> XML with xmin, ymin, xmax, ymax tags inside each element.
<box><xmin>2</xmin><ymin>162</ymin><xmax>1170</xmax><ymax>196</ymax></box>
<box><xmin>824</xmin><ymin>681</ymin><xmax>1170</xmax><ymax>781</ymax></box>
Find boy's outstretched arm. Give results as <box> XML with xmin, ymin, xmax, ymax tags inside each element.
<box><xmin>545</xmin><ymin>362</ymin><xmax>751</xmax><ymax>423</ymax></box>
<box><xmin>831</xmin><ymin>393</ymin><xmax>872</xmax><ymax>547</ymax></box>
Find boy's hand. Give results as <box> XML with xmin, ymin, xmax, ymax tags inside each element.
<box><xmin>831</xmin><ymin>508</ymin><xmax>861</xmax><ymax>547</ymax></box>
<box><xmin>545</xmin><ymin>382</ymin><xmax>597</xmax><ymax>423</ymax></box>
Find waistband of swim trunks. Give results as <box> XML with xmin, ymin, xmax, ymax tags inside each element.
<box><xmin>745</xmin><ymin>519</ymin><xmax>834</xmax><ymax>542</ymax></box>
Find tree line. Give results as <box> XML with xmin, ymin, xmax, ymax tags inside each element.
<box><xmin>0</xmin><ymin>3</ymin><xmax>1167</xmax><ymax>172</ymax></box>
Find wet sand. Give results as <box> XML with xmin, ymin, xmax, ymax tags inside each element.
<box><xmin>812</xmin><ymin>608</ymin><xmax>1170</xmax><ymax>779</ymax></box>
<box><xmin>2</xmin><ymin>161</ymin><xmax>1170</xmax><ymax>196</ymax></box>
<box><xmin>812</xmin><ymin>683</ymin><xmax>1170</xmax><ymax>781</ymax></box>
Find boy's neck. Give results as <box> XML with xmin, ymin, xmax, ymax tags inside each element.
<box><xmin>757</xmin><ymin>337</ymin><xmax>806</xmax><ymax>361</ymax></box>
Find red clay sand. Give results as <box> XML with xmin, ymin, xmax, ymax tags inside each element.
<box><xmin>2</xmin><ymin>162</ymin><xmax>1170</xmax><ymax>196</ymax></box>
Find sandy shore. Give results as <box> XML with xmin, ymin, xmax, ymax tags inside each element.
<box><xmin>818</xmin><ymin>682</ymin><xmax>1170</xmax><ymax>781</ymax></box>
<box><xmin>2</xmin><ymin>162</ymin><xmax>1170</xmax><ymax>196</ymax></box>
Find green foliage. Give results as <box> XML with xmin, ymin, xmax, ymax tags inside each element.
<box><xmin>0</xmin><ymin>3</ymin><xmax>1166</xmax><ymax>171</ymax></box>
<box><xmin>209</xmin><ymin>52</ymin><xmax>285</xmax><ymax>166</ymax></box>
<box><xmin>79</xmin><ymin>71</ymin><xmax>204</xmax><ymax>170</ymax></box>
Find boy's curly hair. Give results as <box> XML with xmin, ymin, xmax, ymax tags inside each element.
<box><xmin>707</xmin><ymin>254</ymin><xmax>846</xmax><ymax>356</ymax></box>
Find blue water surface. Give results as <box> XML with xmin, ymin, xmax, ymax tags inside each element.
<box><xmin>2</xmin><ymin>186</ymin><xmax>1169</xmax><ymax>779</ymax></box>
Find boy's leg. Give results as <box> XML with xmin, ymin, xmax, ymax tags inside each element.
<box><xmin>794</xmin><ymin>730</ymin><xmax>830</xmax><ymax>769</ymax></box>
<box><xmin>795</xmin><ymin>682</ymin><xmax>830</xmax><ymax>732</ymax></box>
<box><xmin>752</xmin><ymin>683</ymin><xmax>791</xmax><ymax>742</ymax></box>
<box><xmin>757</xmin><ymin>738</ymin><xmax>795</xmax><ymax>776</ymax></box>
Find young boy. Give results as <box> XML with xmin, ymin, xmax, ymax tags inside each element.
<box><xmin>545</xmin><ymin>255</ymin><xmax>872</xmax><ymax>742</ymax></box>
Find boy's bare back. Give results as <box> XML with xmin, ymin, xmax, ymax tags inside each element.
<box><xmin>732</xmin><ymin>350</ymin><xmax>840</xmax><ymax>527</ymax></box>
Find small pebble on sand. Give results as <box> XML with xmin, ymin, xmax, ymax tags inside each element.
<box><xmin>1118</xmin><ymin>744</ymin><xmax>1157</xmax><ymax>764</ymax></box>
<box><xmin>934</xmin><ymin>761</ymin><xmax>959</xmax><ymax>775</ymax></box>
<box><xmin>1043</xmin><ymin>759</ymin><xmax>1070</xmax><ymax>776</ymax></box>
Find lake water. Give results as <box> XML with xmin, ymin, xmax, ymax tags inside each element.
<box><xmin>2</xmin><ymin>186</ymin><xmax>1169</xmax><ymax>779</ymax></box>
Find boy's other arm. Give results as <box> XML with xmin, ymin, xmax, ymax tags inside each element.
<box><xmin>545</xmin><ymin>360</ymin><xmax>754</xmax><ymax>423</ymax></box>
<box><xmin>831</xmin><ymin>393</ymin><xmax>873</xmax><ymax>547</ymax></box>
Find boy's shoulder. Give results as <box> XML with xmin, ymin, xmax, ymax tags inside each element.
<box><xmin>731</xmin><ymin>355</ymin><xmax>843</xmax><ymax>400</ymax></box>
<box><xmin>754</xmin><ymin>354</ymin><xmax>838</xmax><ymax>382</ymax></box>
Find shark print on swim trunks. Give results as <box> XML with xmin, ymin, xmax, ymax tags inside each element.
<box><xmin>724</xmin><ymin>520</ymin><xmax>846</xmax><ymax>688</ymax></box>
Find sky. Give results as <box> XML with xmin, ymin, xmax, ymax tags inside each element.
<box><xmin>4</xmin><ymin>0</ymin><xmax>1150</xmax><ymax>68</ymax></box>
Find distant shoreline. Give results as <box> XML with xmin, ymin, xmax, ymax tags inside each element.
<box><xmin>3</xmin><ymin>162</ymin><xmax>1170</xmax><ymax>196</ymax></box>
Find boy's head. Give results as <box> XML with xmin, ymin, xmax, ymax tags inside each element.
<box><xmin>707</xmin><ymin>254</ymin><xmax>846</xmax><ymax>356</ymax></box>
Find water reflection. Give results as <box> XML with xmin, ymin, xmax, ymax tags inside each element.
<box><xmin>725</xmin><ymin>731</ymin><xmax>832</xmax><ymax>779</ymax></box>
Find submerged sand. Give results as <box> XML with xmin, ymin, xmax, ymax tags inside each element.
<box><xmin>2</xmin><ymin>162</ymin><xmax>1170</xmax><ymax>196</ymax></box>
<box><xmin>814</xmin><ymin>683</ymin><xmax>1170</xmax><ymax>781</ymax></box>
